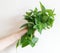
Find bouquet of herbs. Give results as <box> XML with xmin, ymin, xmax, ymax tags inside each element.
<box><xmin>16</xmin><ymin>2</ymin><xmax>55</xmax><ymax>48</ymax></box>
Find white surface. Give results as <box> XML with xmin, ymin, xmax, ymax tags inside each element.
<box><xmin>0</xmin><ymin>0</ymin><xmax>60</xmax><ymax>53</ymax></box>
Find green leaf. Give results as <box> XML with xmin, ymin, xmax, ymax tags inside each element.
<box><xmin>26</xmin><ymin>11</ymin><xmax>32</xmax><ymax>16</ymax></box>
<box><xmin>47</xmin><ymin>18</ymin><xmax>54</xmax><ymax>27</ymax></box>
<box><xmin>27</xmin><ymin>28</ymin><xmax>35</xmax><ymax>35</ymax></box>
<box><xmin>20</xmin><ymin>33</ymin><xmax>29</xmax><ymax>47</ymax></box>
<box><xmin>16</xmin><ymin>39</ymin><xmax>20</xmax><ymax>48</ymax></box>
<box><xmin>30</xmin><ymin>37</ymin><xmax>38</xmax><ymax>47</ymax></box>
<box><xmin>40</xmin><ymin>2</ymin><xmax>45</xmax><ymax>12</ymax></box>
<box><xmin>33</xmin><ymin>8</ymin><xmax>38</xmax><ymax>15</ymax></box>
<box><xmin>20</xmin><ymin>23</ymin><xmax>28</xmax><ymax>28</ymax></box>
<box><xmin>46</xmin><ymin>9</ymin><xmax>55</xmax><ymax>17</ymax></box>
<box><xmin>21</xmin><ymin>39</ymin><xmax>29</xmax><ymax>47</ymax></box>
<box><xmin>35</xmin><ymin>18</ymin><xmax>43</xmax><ymax>33</ymax></box>
<box><xmin>37</xmin><ymin>23</ymin><xmax>43</xmax><ymax>33</ymax></box>
<box><xmin>41</xmin><ymin>15</ymin><xmax>49</xmax><ymax>23</ymax></box>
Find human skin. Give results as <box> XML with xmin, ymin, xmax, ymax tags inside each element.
<box><xmin>0</xmin><ymin>28</ymin><xmax>27</xmax><ymax>51</ymax></box>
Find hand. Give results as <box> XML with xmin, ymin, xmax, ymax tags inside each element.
<box><xmin>0</xmin><ymin>28</ymin><xmax>27</xmax><ymax>51</ymax></box>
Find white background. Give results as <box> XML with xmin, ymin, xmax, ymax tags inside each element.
<box><xmin>0</xmin><ymin>0</ymin><xmax>60</xmax><ymax>53</ymax></box>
